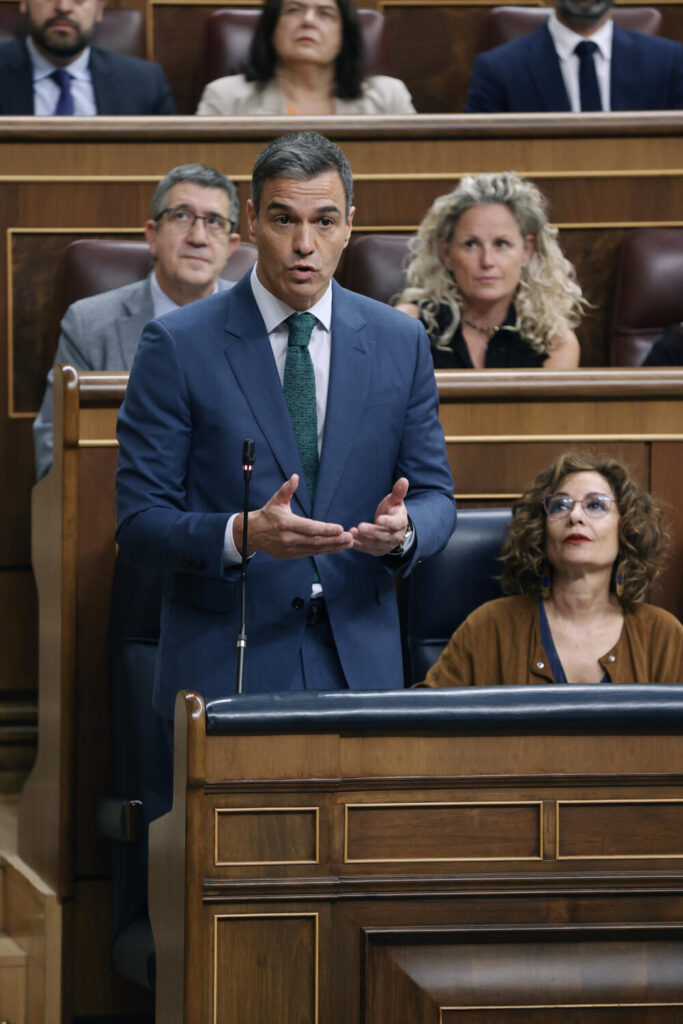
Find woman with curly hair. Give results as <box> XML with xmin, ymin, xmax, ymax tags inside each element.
<box><xmin>395</xmin><ymin>172</ymin><xmax>584</xmax><ymax>369</ymax></box>
<box><xmin>423</xmin><ymin>452</ymin><xmax>683</xmax><ymax>685</ymax></box>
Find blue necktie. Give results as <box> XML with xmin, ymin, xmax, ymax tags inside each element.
<box><xmin>575</xmin><ymin>40</ymin><xmax>602</xmax><ymax>112</ymax></box>
<box><xmin>283</xmin><ymin>312</ymin><xmax>319</xmax><ymax>501</ymax></box>
<box><xmin>51</xmin><ymin>68</ymin><xmax>75</xmax><ymax>116</ymax></box>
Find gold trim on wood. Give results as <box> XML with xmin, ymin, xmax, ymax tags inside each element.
<box><xmin>444</xmin><ymin>433</ymin><xmax>683</xmax><ymax>443</ymax></box>
<box><xmin>556</xmin><ymin>798</ymin><xmax>683</xmax><ymax>861</ymax></box>
<box><xmin>439</xmin><ymin>1003</ymin><xmax>683</xmax><ymax>1018</ymax></box>
<box><xmin>344</xmin><ymin>800</ymin><xmax>543</xmax><ymax>864</ymax></box>
<box><xmin>77</xmin><ymin>440</ymin><xmax>119</xmax><ymax>448</ymax></box>
<box><xmin>212</xmin><ymin>911</ymin><xmax>319</xmax><ymax>1024</ymax></box>
<box><xmin>213</xmin><ymin>806</ymin><xmax>319</xmax><ymax>866</ymax></box>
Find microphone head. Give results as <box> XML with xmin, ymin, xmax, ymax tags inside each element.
<box><xmin>242</xmin><ymin>439</ymin><xmax>255</xmax><ymax>466</ymax></box>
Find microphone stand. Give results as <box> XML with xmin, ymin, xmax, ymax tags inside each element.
<box><xmin>235</xmin><ymin>439</ymin><xmax>254</xmax><ymax>694</ymax></box>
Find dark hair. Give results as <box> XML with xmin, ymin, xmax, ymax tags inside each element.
<box><xmin>250</xmin><ymin>131</ymin><xmax>354</xmax><ymax>218</ymax></box>
<box><xmin>244</xmin><ymin>0</ymin><xmax>365</xmax><ymax>100</ymax></box>
<box><xmin>150</xmin><ymin>164</ymin><xmax>240</xmax><ymax>232</ymax></box>
<box><xmin>500</xmin><ymin>450</ymin><xmax>669</xmax><ymax>612</ymax></box>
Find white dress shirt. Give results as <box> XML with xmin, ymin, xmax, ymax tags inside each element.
<box><xmin>547</xmin><ymin>13</ymin><xmax>614</xmax><ymax>112</ymax></box>
<box><xmin>223</xmin><ymin>266</ymin><xmax>333</xmax><ymax>565</ymax></box>
<box><xmin>27</xmin><ymin>37</ymin><xmax>97</xmax><ymax>116</ymax></box>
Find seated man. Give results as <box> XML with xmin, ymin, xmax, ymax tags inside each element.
<box><xmin>465</xmin><ymin>0</ymin><xmax>683</xmax><ymax>113</ymax></box>
<box><xmin>0</xmin><ymin>0</ymin><xmax>176</xmax><ymax>114</ymax></box>
<box><xmin>642</xmin><ymin>323</ymin><xmax>683</xmax><ymax>366</ymax></box>
<box><xmin>33</xmin><ymin>163</ymin><xmax>241</xmax><ymax>479</ymax></box>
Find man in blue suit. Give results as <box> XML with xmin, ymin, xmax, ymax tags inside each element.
<box><xmin>0</xmin><ymin>0</ymin><xmax>175</xmax><ymax>114</ymax></box>
<box><xmin>466</xmin><ymin>0</ymin><xmax>683</xmax><ymax>112</ymax></box>
<box><xmin>116</xmin><ymin>131</ymin><xmax>456</xmax><ymax>717</ymax></box>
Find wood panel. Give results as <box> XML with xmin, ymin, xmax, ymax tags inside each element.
<box><xmin>213</xmin><ymin>912</ymin><xmax>318</xmax><ymax>1024</ymax></box>
<box><xmin>148</xmin><ymin>692</ymin><xmax>683</xmax><ymax>1023</ymax></box>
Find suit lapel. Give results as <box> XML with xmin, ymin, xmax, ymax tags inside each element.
<box><xmin>89</xmin><ymin>47</ymin><xmax>116</xmax><ymax>115</ymax></box>
<box><xmin>118</xmin><ymin>277</ymin><xmax>155</xmax><ymax>367</ymax></box>
<box><xmin>0</xmin><ymin>41</ymin><xmax>35</xmax><ymax>114</ymax></box>
<box><xmin>609</xmin><ymin>27</ymin><xmax>637</xmax><ymax>110</ymax></box>
<box><xmin>528</xmin><ymin>25</ymin><xmax>571</xmax><ymax>111</ymax></box>
<box><xmin>314</xmin><ymin>283</ymin><xmax>370</xmax><ymax>522</ymax></box>
<box><xmin>222</xmin><ymin>277</ymin><xmax>311</xmax><ymax>514</ymax></box>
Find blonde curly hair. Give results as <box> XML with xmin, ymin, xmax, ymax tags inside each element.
<box><xmin>397</xmin><ymin>172</ymin><xmax>586</xmax><ymax>354</ymax></box>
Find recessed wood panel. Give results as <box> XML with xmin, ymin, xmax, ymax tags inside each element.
<box><xmin>345</xmin><ymin>801</ymin><xmax>541</xmax><ymax>862</ymax></box>
<box><xmin>213</xmin><ymin>912</ymin><xmax>317</xmax><ymax>1024</ymax></box>
<box><xmin>214</xmin><ymin>807</ymin><xmax>318</xmax><ymax>865</ymax></box>
<box><xmin>365</xmin><ymin>933</ymin><xmax>683</xmax><ymax>1024</ymax></box>
<box><xmin>557</xmin><ymin>801</ymin><xmax>683</xmax><ymax>859</ymax></box>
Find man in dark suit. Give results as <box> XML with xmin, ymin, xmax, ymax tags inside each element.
<box><xmin>466</xmin><ymin>0</ymin><xmax>683</xmax><ymax>112</ymax></box>
<box><xmin>33</xmin><ymin>163</ymin><xmax>241</xmax><ymax>479</ymax></box>
<box><xmin>116</xmin><ymin>131</ymin><xmax>456</xmax><ymax>715</ymax></box>
<box><xmin>0</xmin><ymin>0</ymin><xmax>175</xmax><ymax>114</ymax></box>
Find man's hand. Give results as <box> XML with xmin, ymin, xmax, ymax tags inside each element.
<box><xmin>349</xmin><ymin>477</ymin><xmax>410</xmax><ymax>557</ymax></box>
<box><xmin>234</xmin><ymin>474</ymin><xmax>354</xmax><ymax>559</ymax></box>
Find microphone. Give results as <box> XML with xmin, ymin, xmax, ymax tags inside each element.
<box><xmin>235</xmin><ymin>439</ymin><xmax>255</xmax><ymax>695</ymax></box>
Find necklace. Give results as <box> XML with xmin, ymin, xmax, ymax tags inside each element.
<box><xmin>463</xmin><ymin>316</ymin><xmax>501</xmax><ymax>337</ymax></box>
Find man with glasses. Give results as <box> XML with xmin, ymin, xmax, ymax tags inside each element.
<box><xmin>33</xmin><ymin>163</ymin><xmax>242</xmax><ymax>480</ymax></box>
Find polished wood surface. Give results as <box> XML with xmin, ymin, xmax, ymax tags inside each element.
<box><xmin>150</xmin><ymin>690</ymin><xmax>683</xmax><ymax>1023</ymax></box>
<box><xmin>1</xmin><ymin>115</ymin><xmax>682</xmax><ymax>726</ymax></box>
<box><xmin>16</xmin><ymin>367</ymin><xmax>153</xmax><ymax>1021</ymax></box>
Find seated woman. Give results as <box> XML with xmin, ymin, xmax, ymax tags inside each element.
<box><xmin>395</xmin><ymin>172</ymin><xmax>583</xmax><ymax>369</ymax></box>
<box><xmin>196</xmin><ymin>0</ymin><xmax>415</xmax><ymax>115</ymax></box>
<box><xmin>423</xmin><ymin>451</ymin><xmax>683</xmax><ymax>685</ymax></box>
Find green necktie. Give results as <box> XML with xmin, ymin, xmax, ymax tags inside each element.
<box><xmin>283</xmin><ymin>312</ymin><xmax>319</xmax><ymax>501</ymax></box>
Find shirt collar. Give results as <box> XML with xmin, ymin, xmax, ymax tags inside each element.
<box><xmin>150</xmin><ymin>267</ymin><xmax>221</xmax><ymax>318</ymax></box>
<box><xmin>547</xmin><ymin>11</ymin><xmax>613</xmax><ymax>61</ymax></box>
<box><xmin>249</xmin><ymin>264</ymin><xmax>333</xmax><ymax>334</ymax></box>
<box><xmin>26</xmin><ymin>36</ymin><xmax>92</xmax><ymax>81</ymax></box>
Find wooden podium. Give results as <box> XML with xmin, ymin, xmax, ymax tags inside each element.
<box><xmin>151</xmin><ymin>688</ymin><xmax>683</xmax><ymax>1024</ymax></box>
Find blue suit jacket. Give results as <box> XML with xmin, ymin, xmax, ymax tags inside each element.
<box><xmin>465</xmin><ymin>23</ymin><xmax>683</xmax><ymax>112</ymax></box>
<box><xmin>116</xmin><ymin>275</ymin><xmax>457</xmax><ymax>716</ymax></box>
<box><xmin>0</xmin><ymin>39</ymin><xmax>176</xmax><ymax>114</ymax></box>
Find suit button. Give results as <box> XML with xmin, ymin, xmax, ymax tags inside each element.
<box><xmin>292</xmin><ymin>597</ymin><xmax>305</xmax><ymax>610</ymax></box>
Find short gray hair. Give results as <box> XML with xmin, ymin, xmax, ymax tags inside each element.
<box><xmin>150</xmin><ymin>164</ymin><xmax>240</xmax><ymax>232</ymax></box>
<box><xmin>250</xmin><ymin>132</ymin><xmax>353</xmax><ymax>219</ymax></box>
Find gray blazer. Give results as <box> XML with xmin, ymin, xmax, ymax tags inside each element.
<box><xmin>32</xmin><ymin>274</ymin><xmax>231</xmax><ymax>480</ymax></box>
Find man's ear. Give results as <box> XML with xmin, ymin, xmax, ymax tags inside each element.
<box><xmin>95</xmin><ymin>0</ymin><xmax>106</xmax><ymax>23</ymax></box>
<box><xmin>144</xmin><ymin>219</ymin><xmax>158</xmax><ymax>256</ymax></box>
<box><xmin>246</xmin><ymin>199</ymin><xmax>257</xmax><ymax>242</ymax></box>
<box><xmin>343</xmin><ymin>206</ymin><xmax>355</xmax><ymax>248</ymax></box>
<box><xmin>226</xmin><ymin>233</ymin><xmax>241</xmax><ymax>260</ymax></box>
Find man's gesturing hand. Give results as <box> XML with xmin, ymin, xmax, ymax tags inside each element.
<box><xmin>349</xmin><ymin>477</ymin><xmax>410</xmax><ymax>557</ymax></box>
<box><xmin>233</xmin><ymin>474</ymin><xmax>354</xmax><ymax>559</ymax></box>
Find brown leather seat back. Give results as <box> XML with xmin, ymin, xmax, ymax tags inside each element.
<box><xmin>610</xmin><ymin>227</ymin><xmax>683</xmax><ymax>366</ymax></box>
<box><xmin>478</xmin><ymin>5</ymin><xmax>662</xmax><ymax>52</ymax></box>
<box><xmin>56</xmin><ymin>237</ymin><xmax>257</xmax><ymax>323</ymax></box>
<box><xmin>0</xmin><ymin>7</ymin><xmax>146</xmax><ymax>57</ymax></box>
<box><xmin>194</xmin><ymin>7</ymin><xmax>392</xmax><ymax>104</ymax></box>
<box><xmin>341</xmin><ymin>234</ymin><xmax>413</xmax><ymax>304</ymax></box>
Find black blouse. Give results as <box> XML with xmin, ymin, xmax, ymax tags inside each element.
<box><xmin>419</xmin><ymin>303</ymin><xmax>547</xmax><ymax>370</ymax></box>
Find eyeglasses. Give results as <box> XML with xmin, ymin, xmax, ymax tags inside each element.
<box><xmin>156</xmin><ymin>205</ymin><xmax>232</xmax><ymax>237</ymax></box>
<box><xmin>542</xmin><ymin>492</ymin><xmax>617</xmax><ymax>519</ymax></box>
